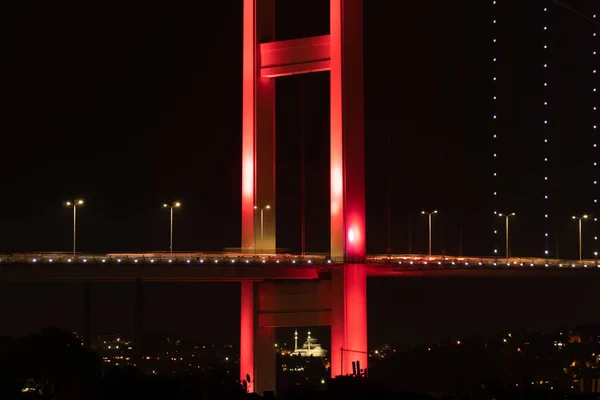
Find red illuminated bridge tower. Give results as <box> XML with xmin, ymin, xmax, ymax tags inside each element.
<box><xmin>240</xmin><ymin>0</ymin><xmax>367</xmax><ymax>394</ymax></box>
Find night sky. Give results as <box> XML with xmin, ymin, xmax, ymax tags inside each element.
<box><xmin>0</xmin><ymin>1</ymin><xmax>599</xmax><ymax>347</ymax></box>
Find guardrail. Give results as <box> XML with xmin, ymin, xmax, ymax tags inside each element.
<box><xmin>366</xmin><ymin>255</ymin><xmax>600</xmax><ymax>269</ymax></box>
<box><xmin>0</xmin><ymin>254</ymin><xmax>333</xmax><ymax>265</ymax></box>
<box><xmin>0</xmin><ymin>253</ymin><xmax>597</xmax><ymax>269</ymax></box>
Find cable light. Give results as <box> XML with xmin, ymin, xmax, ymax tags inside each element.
<box><xmin>492</xmin><ymin>0</ymin><xmax>500</xmax><ymax>256</ymax></box>
<box><xmin>542</xmin><ymin>4</ymin><xmax>551</xmax><ymax>257</ymax></box>
<box><xmin>593</xmin><ymin>13</ymin><xmax>599</xmax><ymax>258</ymax></box>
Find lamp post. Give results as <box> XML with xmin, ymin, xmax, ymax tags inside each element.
<box><xmin>572</xmin><ymin>214</ymin><xmax>589</xmax><ymax>262</ymax></box>
<box><xmin>498</xmin><ymin>213</ymin><xmax>516</xmax><ymax>260</ymax></box>
<box><xmin>163</xmin><ymin>202</ymin><xmax>181</xmax><ymax>254</ymax></box>
<box><xmin>421</xmin><ymin>210</ymin><xmax>438</xmax><ymax>256</ymax></box>
<box><xmin>65</xmin><ymin>199</ymin><xmax>84</xmax><ymax>256</ymax></box>
<box><xmin>254</xmin><ymin>205</ymin><xmax>271</xmax><ymax>246</ymax></box>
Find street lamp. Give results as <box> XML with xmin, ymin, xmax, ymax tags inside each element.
<box><xmin>65</xmin><ymin>199</ymin><xmax>84</xmax><ymax>256</ymax></box>
<box><xmin>254</xmin><ymin>205</ymin><xmax>271</xmax><ymax>244</ymax></box>
<box><xmin>498</xmin><ymin>213</ymin><xmax>516</xmax><ymax>260</ymax></box>
<box><xmin>421</xmin><ymin>210</ymin><xmax>438</xmax><ymax>256</ymax></box>
<box><xmin>163</xmin><ymin>202</ymin><xmax>181</xmax><ymax>254</ymax></box>
<box><xmin>572</xmin><ymin>214</ymin><xmax>589</xmax><ymax>262</ymax></box>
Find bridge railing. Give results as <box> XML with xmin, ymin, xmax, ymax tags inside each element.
<box><xmin>0</xmin><ymin>253</ymin><xmax>597</xmax><ymax>268</ymax></box>
<box><xmin>365</xmin><ymin>254</ymin><xmax>599</xmax><ymax>268</ymax></box>
<box><xmin>0</xmin><ymin>253</ymin><xmax>334</xmax><ymax>265</ymax></box>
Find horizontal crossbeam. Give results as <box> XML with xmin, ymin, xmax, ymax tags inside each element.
<box><xmin>260</xmin><ymin>34</ymin><xmax>331</xmax><ymax>78</ymax></box>
<box><xmin>259</xmin><ymin>310</ymin><xmax>331</xmax><ymax>327</ymax></box>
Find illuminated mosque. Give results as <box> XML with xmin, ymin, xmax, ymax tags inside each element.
<box><xmin>291</xmin><ymin>329</ymin><xmax>327</xmax><ymax>358</ymax></box>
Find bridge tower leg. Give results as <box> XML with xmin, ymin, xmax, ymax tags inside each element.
<box><xmin>240</xmin><ymin>281</ymin><xmax>255</xmax><ymax>391</ymax></box>
<box><xmin>329</xmin><ymin>0</ymin><xmax>366</xmax><ymax>262</ymax></box>
<box><xmin>240</xmin><ymin>281</ymin><xmax>276</xmax><ymax>395</ymax></box>
<box><xmin>242</xmin><ymin>0</ymin><xmax>276</xmax><ymax>253</ymax></box>
<box><xmin>329</xmin><ymin>0</ymin><xmax>368</xmax><ymax>378</ymax></box>
<box><xmin>241</xmin><ymin>0</ymin><xmax>276</xmax><ymax>389</ymax></box>
<box><xmin>240</xmin><ymin>0</ymin><xmax>367</xmax><ymax>387</ymax></box>
<box><xmin>331</xmin><ymin>264</ymin><xmax>367</xmax><ymax>377</ymax></box>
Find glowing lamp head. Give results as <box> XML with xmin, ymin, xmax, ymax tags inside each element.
<box><xmin>265</xmin><ymin>205</ymin><xmax>270</xmax><ymax>210</ymax></box>
<box><xmin>254</xmin><ymin>206</ymin><xmax>258</xmax><ymax>210</ymax></box>
<box><xmin>163</xmin><ymin>203</ymin><xmax>168</xmax><ymax>208</ymax></box>
<box><xmin>583</xmin><ymin>215</ymin><xmax>589</xmax><ymax>219</ymax></box>
<box><xmin>174</xmin><ymin>202</ymin><xmax>181</xmax><ymax>208</ymax></box>
<box><xmin>433</xmin><ymin>210</ymin><xmax>438</xmax><ymax>214</ymax></box>
<box><xmin>66</xmin><ymin>201</ymin><xmax>72</xmax><ymax>206</ymax></box>
<box><xmin>77</xmin><ymin>200</ymin><xmax>83</xmax><ymax>205</ymax></box>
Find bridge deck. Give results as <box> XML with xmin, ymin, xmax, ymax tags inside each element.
<box><xmin>0</xmin><ymin>253</ymin><xmax>598</xmax><ymax>282</ymax></box>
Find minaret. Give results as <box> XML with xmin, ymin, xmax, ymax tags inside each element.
<box><xmin>294</xmin><ymin>329</ymin><xmax>298</xmax><ymax>352</ymax></box>
<box><xmin>307</xmin><ymin>329</ymin><xmax>312</xmax><ymax>352</ymax></box>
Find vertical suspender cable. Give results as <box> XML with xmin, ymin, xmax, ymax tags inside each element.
<box><xmin>301</xmin><ymin>75</ymin><xmax>306</xmax><ymax>256</ymax></box>
<box><xmin>386</xmin><ymin>131</ymin><xmax>392</xmax><ymax>255</ymax></box>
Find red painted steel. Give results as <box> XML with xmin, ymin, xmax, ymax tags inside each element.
<box><xmin>260</xmin><ymin>35</ymin><xmax>331</xmax><ymax>77</ymax></box>
<box><xmin>240</xmin><ymin>281</ymin><xmax>254</xmax><ymax>391</ymax></box>
<box><xmin>242</xmin><ymin>0</ymin><xmax>367</xmax><ymax>389</ymax></box>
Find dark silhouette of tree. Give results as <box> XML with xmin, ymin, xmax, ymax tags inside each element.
<box><xmin>280</xmin><ymin>377</ymin><xmax>438</xmax><ymax>400</ymax></box>
<box><xmin>0</xmin><ymin>328</ymin><xmax>101</xmax><ymax>399</ymax></box>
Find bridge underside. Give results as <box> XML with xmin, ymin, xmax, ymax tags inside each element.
<box><xmin>1</xmin><ymin>261</ymin><xmax>599</xmax><ymax>283</ymax></box>
<box><xmin>0</xmin><ymin>264</ymin><xmax>323</xmax><ymax>282</ymax></box>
